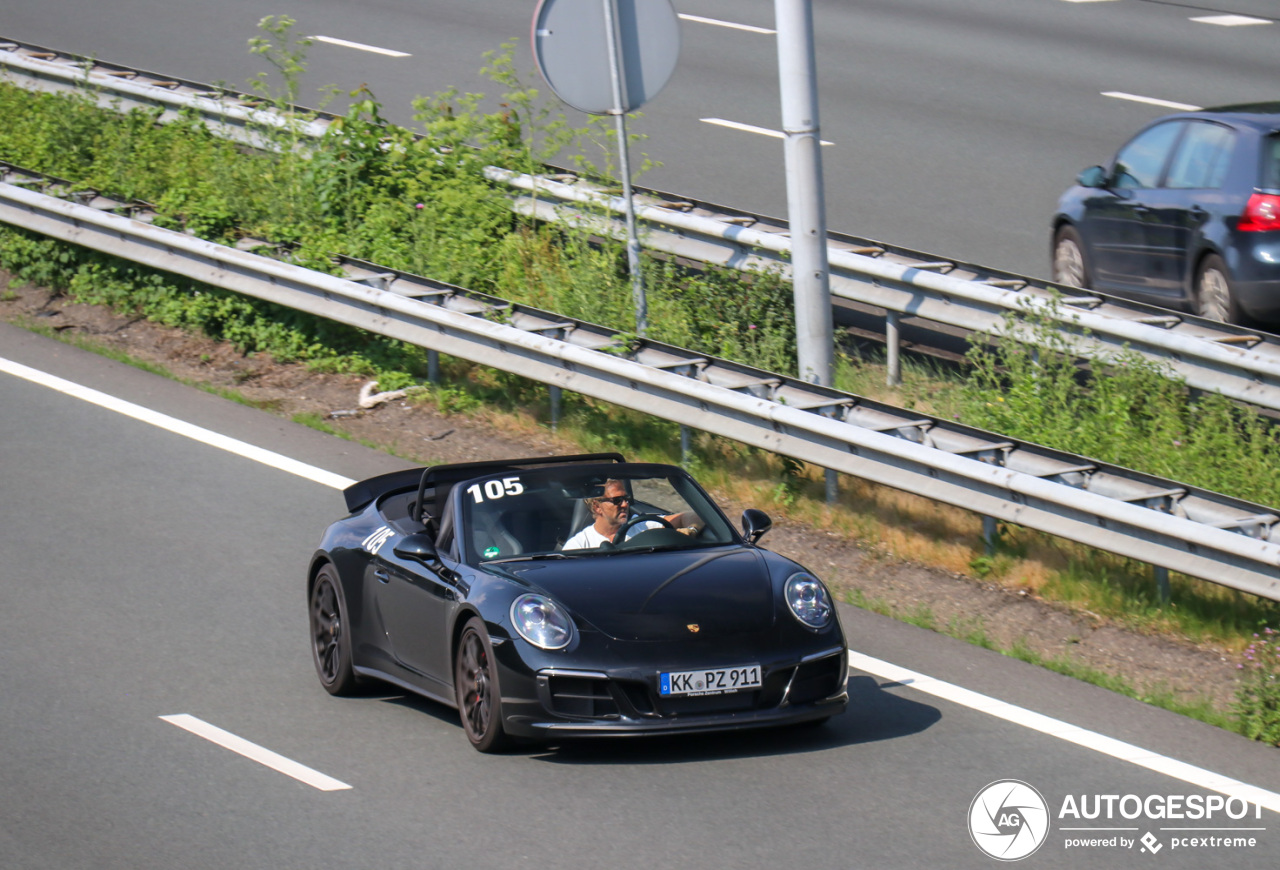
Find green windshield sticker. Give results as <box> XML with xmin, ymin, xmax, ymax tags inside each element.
<box><xmin>483</xmin><ymin>546</ymin><xmax>501</xmax><ymax>559</ymax></box>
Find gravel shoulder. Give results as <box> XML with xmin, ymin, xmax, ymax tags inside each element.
<box><xmin>0</xmin><ymin>281</ymin><xmax>1245</xmax><ymax>713</ymax></box>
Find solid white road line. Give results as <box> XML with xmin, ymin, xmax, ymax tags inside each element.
<box><xmin>700</xmin><ymin>117</ymin><xmax>834</xmax><ymax>146</ymax></box>
<box><xmin>678</xmin><ymin>14</ymin><xmax>776</xmax><ymax>35</ymax></box>
<box><xmin>309</xmin><ymin>35</ymin><xmax>411</xmax><ymax>57</ymax></box>
<box><xmin>0</xmin><ymin>356</ymin><xmax>355</xmax><ymax>491</ymax></box>
<box><xmin>7</xmin><ymin>356</ymin><xmax>1278</xmax><ymax>810</ymax></box>
<box><xmin>1102</xmin><ymin>92</ymin><xmax>1202</xmax><ymax>112</ymax></box>
<box><xmin>848</xmin><ymin>651</ymin><xmax>1280</xmax><ymax>816</ymax></box>
<box><xmin>160</xmin><ymin>714</ymin><xmax>352</xmax><ymax>791</ymax></box>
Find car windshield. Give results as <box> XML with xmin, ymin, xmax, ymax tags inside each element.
<box><xmin>458</xmin><ymin>465</ymin><xmax>737</xmax><ymax>564</ymax></box>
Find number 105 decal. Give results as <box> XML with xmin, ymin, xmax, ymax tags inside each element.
<box><xmin>465</xmin><ymin>477</ymin><xmax>524</xmax><ymax>503</ymax></box>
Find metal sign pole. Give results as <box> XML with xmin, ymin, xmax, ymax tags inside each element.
<box><xmin>775</xmin><ymin>0</ymin><xmax>832</xmax><ymax>386</ymax></box>
<box><xmin>776</xmin><ymin>0</ymin><xmax>836</xmax><ymax>502</ymax></box>
<box><xmin>602</xmin><ymin>0</ymin><xmax>647</xmax><ymax>336</ymax></box>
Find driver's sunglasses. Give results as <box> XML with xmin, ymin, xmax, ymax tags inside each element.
<box><xmin>601</xmin><ymin>495</ymin><xmax>631</xmax><ymax>507</ymax></box>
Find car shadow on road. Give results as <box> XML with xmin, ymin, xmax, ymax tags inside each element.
<box><xmin>526</xmin><ymin>675</ymin><xmax>940</xmax><ymax>765</ymax></box>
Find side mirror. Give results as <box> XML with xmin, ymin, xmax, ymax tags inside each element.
<box><xmin>742</xmin><ymin>509</ymin><xmax>772</xmax><ymax>544</ymax></box>
<box><xmin>394</xmin><ymin>533</ymin><xmax>464</xmax><ymax>586</ymax></box>
<box><xmin>394</xmin><ymin>533</ymin><xmax>442</xmax><ymax>566</ymax></box>
<box><xmin>1076</xmin><ymin>165</ymin><xmax>1108</xmax><ymax>189</ymax></box>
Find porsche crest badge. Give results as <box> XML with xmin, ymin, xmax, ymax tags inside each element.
<box><xmin>686</xmin><ymin>623</ymin><xmax>700</xmax><ymax>634</ymax></box>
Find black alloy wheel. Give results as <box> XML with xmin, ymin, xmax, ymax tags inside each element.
<box><xmin>310</xmin><ymin>566</ymin><xmax>358</xmax><ymax>695</ymax></box>
<box><xmin>454</xmin><ymin>617</ymin><xmax>510</xmax><ymax>752</ymax></box>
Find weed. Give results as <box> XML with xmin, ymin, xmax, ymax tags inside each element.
<box><xmin>1233</xmin><ymin>627</ymin><xmax>1280</xmax><ymax>745</ymax></box>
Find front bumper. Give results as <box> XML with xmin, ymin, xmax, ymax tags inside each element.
<box><xmin>497</xmin><ymin>645</ymin><xmax>850</xmax><ymax>740</ymax></box>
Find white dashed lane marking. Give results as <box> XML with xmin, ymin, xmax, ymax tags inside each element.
<box><xmin>309</xmin><ymin>35</ymin><xmax>410</xmax><ymax>57</ymax></box>
<box><xmin>161</xmin><ymin>715</ymin><xmax>352</xmax><ymax>791</ymax></box>
<box><xmin>679</xmin><ymin>14</ymin><xmax>775</xmax><ymax>35</ymax></box>
<box><xmin>1191</xmin><ymin>15</ymin><xmax>1270</xmax><ymax>27</ymax></box>
<box><xmin>1102</xmin><ymin>91</ymin><xmax>1201</xmax><ymax>112</ymax></box>
<box><xmin>700</xmin><ymin>117</ymin><xmax>834</xmax><ymax>146</ymax></box>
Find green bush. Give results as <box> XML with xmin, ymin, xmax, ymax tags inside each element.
<box><xmin>961</xmin><ymin>301</ymin><xmax>1280</xmax><ymax>508</ymax></box>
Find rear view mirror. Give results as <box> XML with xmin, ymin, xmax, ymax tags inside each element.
<box><xmin>1077</xmin><ymin>165</ymin><xmax>1108</xmax><ymax>189</ymax></box>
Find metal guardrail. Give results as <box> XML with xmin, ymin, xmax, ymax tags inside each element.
<box><xmin>0</xmin><ymin>37</ymin><xmax>332</xmax><ymax>149</ymax></box>
<box><xmin>491</xmin><ymin>168</ymin><xmax>1280</xmax><ymax>410</ymax></box>
<box><xmin>0</xmin><ymin>172</ymin><xmax>1277</xmax><ymax>600</ymax></box>
<box><xmin>6</xmin><ymin>36</ymin><xmax>1280</xmax><ymax>414</ymax></box>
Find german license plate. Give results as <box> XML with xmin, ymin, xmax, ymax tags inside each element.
<box><xmin>660</xmin><ymin>664</ymin><xmax>762</xmax><ymax>696</ymax></box>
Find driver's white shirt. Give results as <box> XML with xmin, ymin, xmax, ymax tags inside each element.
<box><xmin>562</xmin><ymin>519</ymin><xmax>661</xmax><ymax>550</ymax></box>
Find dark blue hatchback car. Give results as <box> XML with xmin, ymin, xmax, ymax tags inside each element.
<box><xmin>1053</xmin><ymin>103</ymin><xmax>1280</xmax><ymax>325</ymax></box>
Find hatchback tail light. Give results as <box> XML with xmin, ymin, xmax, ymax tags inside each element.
<box><xmin>1239</xmin><ymin>193</ymin><xmax>1280</xmax><ymax>231</ymax></box>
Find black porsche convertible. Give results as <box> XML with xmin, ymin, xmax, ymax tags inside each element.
<box><xmin>307</xmin><ymin>454</ymin><xmax>849</xmax><ymax>751</ymax></box>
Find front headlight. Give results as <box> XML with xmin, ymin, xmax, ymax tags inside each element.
<box><xmin>785</xmin><ymin>573</ymin><xmax>833</xmax><ymax>629</ymax></box>
<box><xmin>510</xmin><ymin>594</ymin><xmax>575</xmax><ymax>650</ymax></box>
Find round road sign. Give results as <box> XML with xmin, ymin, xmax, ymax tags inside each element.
<box><xmin>531</xmin><ymin>0</ymin><xmax>681</xmax><ymax>115</ymax></box>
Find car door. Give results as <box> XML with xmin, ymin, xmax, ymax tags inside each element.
<box><xmin>369</xmin><ymin>537</ymin><xmax>459</xmax><ymax>690</ymax></box>
<box><xmin>1142</xmin><ymin>121</ymin><xmax>1236</xmax><ymax>297</ymax></box>
<box><xmin>1084</xmin><ymin>120</ymin><xmax>1186</xmax><ymax>291</ymax></box>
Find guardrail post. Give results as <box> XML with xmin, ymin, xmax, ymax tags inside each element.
<box><xmin>550</xmin><ymin>385</ymin><xmax>562</xmax><ymax>433</ymax></box>
<box><xmin>1154</xmin><ymin>565</ymin><xmax>1171</xmax><ymax>606</ymax></box>
<box><xmin>982</xmin><ymin>515</ymin><xmax>999</xmax><ymax>556</ymax></box>
<box><xmin>680</xmin><ymin>424</ymin><xmax>691</xmax><ymax>468</ymax></box>
<box><xmin>825</xmin><ymin>468</ymin><xmax>838</xmax><ymax>504</ymax></box>
<box><xmin>886</xmin><ymin>310</ymin><xmax>902</xmax><ymax>387</ymax></box>
<box><xmin>428</xmin><ymin>350</ymin><xmax>440</xmax><ymax>385</ymax></box>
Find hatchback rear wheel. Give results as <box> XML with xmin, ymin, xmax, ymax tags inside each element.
<box><xmin>1195</xmin><ymin>254</ymin><xmax>1242</xmax><ymax>324</ymax></box>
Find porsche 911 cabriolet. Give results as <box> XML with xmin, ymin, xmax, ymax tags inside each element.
<box><xmin>307</xmin><ymin>453</ymin><xmax>849</xmax><ymax>751</ymax></box>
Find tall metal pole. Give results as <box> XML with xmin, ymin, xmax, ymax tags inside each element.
<box><xmin>776</xmin><ymin>0</ymin><xmax>837</xmax><ymax>503</ymax></box>
<box><xmin>775</xmin><ymin>0</ymin><xmax>832</xmax><ymax>386</ymax></box>
<box><xmin>603</xmin><ymin>0</ymin><xmax>647</xmax><ymax>336</ymax></box>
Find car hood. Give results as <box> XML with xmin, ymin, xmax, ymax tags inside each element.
<box><xmin>497</xmin><ymin>547</ymin><xmax>775</xmax><ymax>641</ymax></box>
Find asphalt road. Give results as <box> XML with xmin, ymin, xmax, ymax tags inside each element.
<box><xmin>6</xmin><ymin>1</ymin><xmax>1280</xmax><ymax>278</ymax></box>
<box><xmin>3</xmin><ymin>322</ymin><xmax>1279</xmax><ymax>868</ymax></box>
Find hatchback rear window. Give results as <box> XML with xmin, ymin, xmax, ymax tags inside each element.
<box><xmin>1263</xmin><ymin>135</ymin><xmax>1280</xmax><ymax>191</ymax></box>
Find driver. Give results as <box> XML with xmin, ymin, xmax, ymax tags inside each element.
<box><xmin>562</xmin><ymin>479</ymin><xmax>699</xmax><ymax>550</ymax></box>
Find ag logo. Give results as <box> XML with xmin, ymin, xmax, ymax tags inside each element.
<box><xmin>969</xmin><ymin>780</ymin><xmax>1050</xmax><ymax>861</ymax></box>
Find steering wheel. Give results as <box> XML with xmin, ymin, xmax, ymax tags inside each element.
<box><xmin>611</xmin><ymin>513</ymin><xmax>675</xmax><ymax>545</ymax></box>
